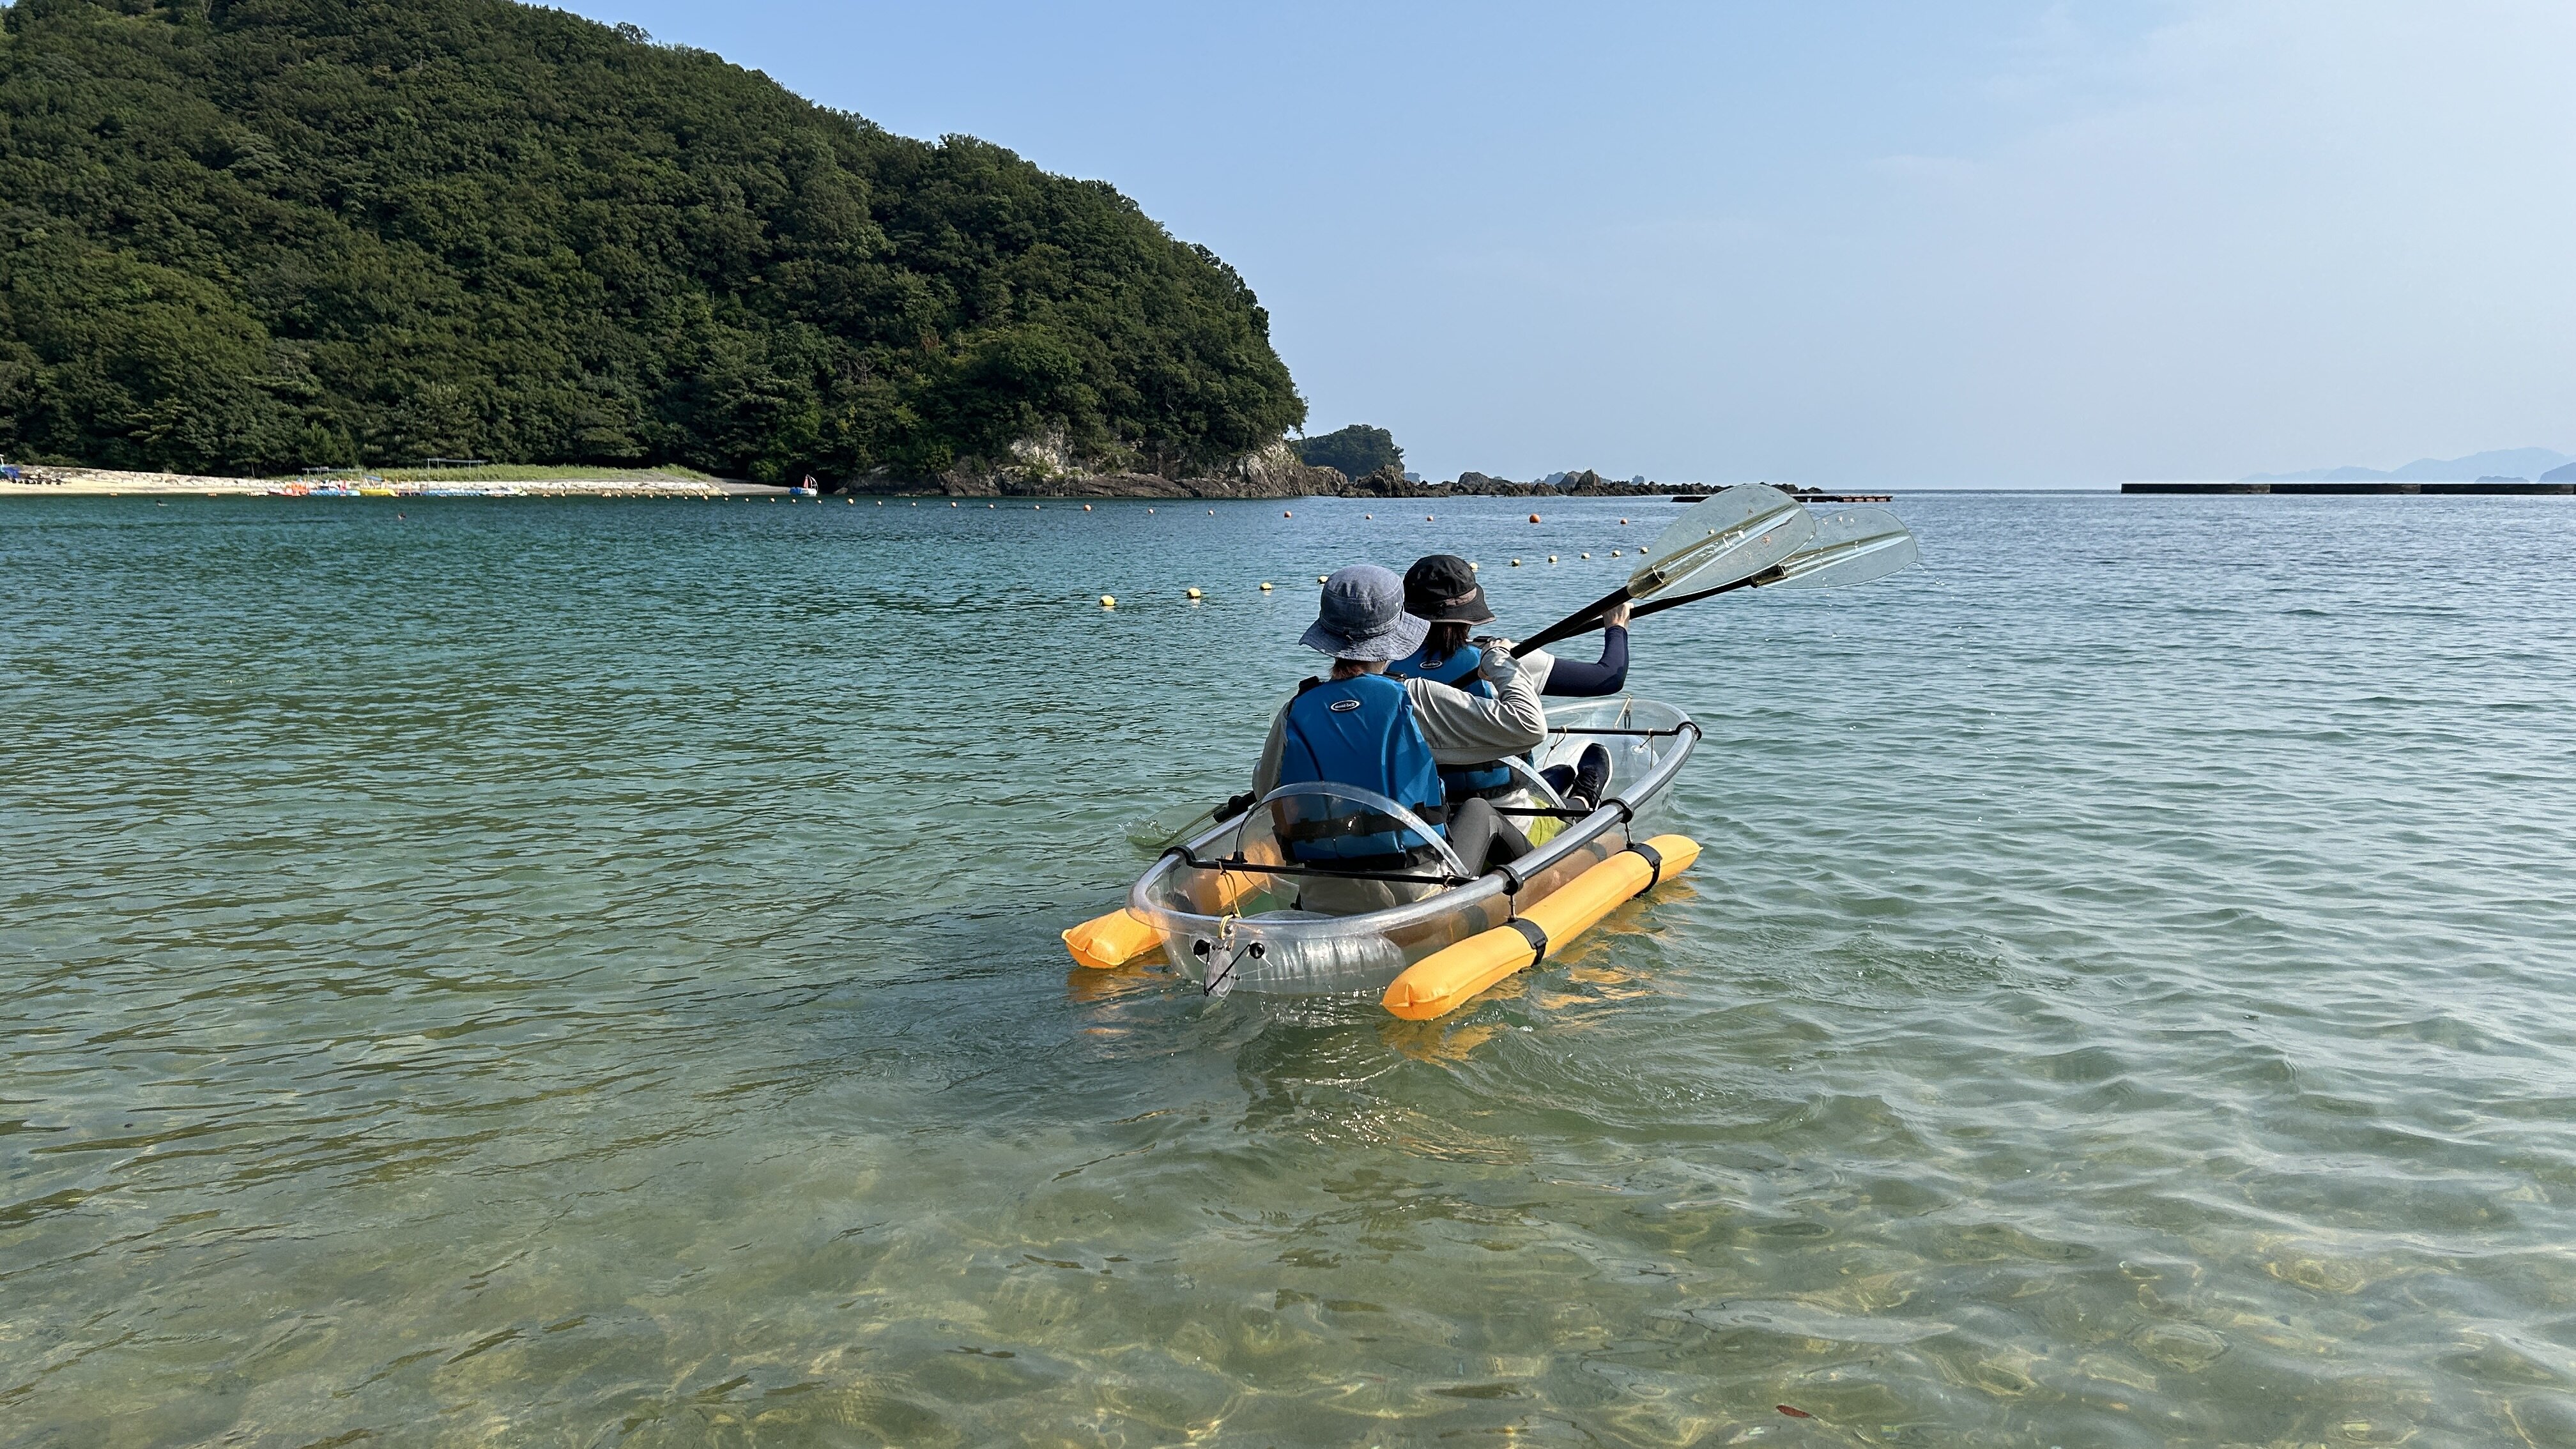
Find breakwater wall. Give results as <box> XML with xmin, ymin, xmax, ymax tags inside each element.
<box><xmin>2126</xmin><ymin>481</ymin><xmax>2573</xmax><ymax>495</ymax></box>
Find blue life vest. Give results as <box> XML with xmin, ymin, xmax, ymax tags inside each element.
<box><xmin>1273</xmin><ymin>673</ymin><xmax>1450</xmax><ymax>861</ymax></box>
<box><xmin>1384</xmin><ymin>643</ymin><xmax>1519</xmax><ymax>799</ymax></box>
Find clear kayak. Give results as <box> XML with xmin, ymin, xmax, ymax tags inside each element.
<box><xmin>1123</xmin><ymin>698</ymin><xmax>1701</xmax><ymax>998</ymax></box>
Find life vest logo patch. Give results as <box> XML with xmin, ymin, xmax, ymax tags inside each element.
<box><xmin>1328</xmin><ymin>698</ymin><xmax>1362</xmax><ymax>712</ymax></box>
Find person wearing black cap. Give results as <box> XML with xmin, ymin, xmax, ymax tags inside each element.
<box><xmin>1247</xmin><ymin>564</ymin><xmax>1548</xmax><ymax>913</ymax></box>
<box><xmin>1390</xmin><ymin>554</ymin><xmax>1616</xmax><ymax>811</ymax></box>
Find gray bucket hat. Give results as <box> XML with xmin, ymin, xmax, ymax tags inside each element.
<box><xmin>1300</xmin><ymin>564</ymin><xmax>1430</xmax><ymax>661</ymax></box>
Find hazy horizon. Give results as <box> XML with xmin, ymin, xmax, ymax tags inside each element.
<box><xmin>559</xmin><ymin>1</ymin><xmax>2575</xmax><ymax>489</ymax></box>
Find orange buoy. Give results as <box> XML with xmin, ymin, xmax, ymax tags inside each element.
<box><xmin>1063</xmin><ymin>909</ymin><xmax>1162</xmax><ymax>969</ymax></box>
<box><xmin>1284</xmin><ymin>510</ymin><xmax>1292</xmax><ymax>518</ymax></box>
<box><xmin>1425</xmin><ymin>514</ymin><xmax>1435</xmax><ymax>521</ymax></box>
<box><xmin>1529</xmin><ymin>514</ymin><xmax>1541</xmax><ymax>523</ymax></box>
<box><xmin>1084</xmin><ymin>503</ymin><xmax>1092</xmax><ymax>511</ymax></box>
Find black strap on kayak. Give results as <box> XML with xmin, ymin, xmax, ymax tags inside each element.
<box><xmin>1625</xmin><ymin>838</ymin><xmax>1666</xmax><ymax>889</ymax></box>
<box><xmin>1161</xmin><ymin>846</ymin><xmax>1471</xmax><ymax>889</ymax></box>
<box><xmin>1506</xmin><ymin>917</ymin><xmax>1549</xmax><ymax>966</ymax></box>
<box><xmin>1543</xmin><ymin>720</ymin><xmax>1705</xmax><ymax>740</ymax></box>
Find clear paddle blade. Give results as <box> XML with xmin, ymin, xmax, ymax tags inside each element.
<box><xmin>1625</xmin><ymin>483</ymin><xmax>1818</xmax><ymax>601</ymax></box>
<box><xmin>1765</xmin><ymin>507</ymin><xmax>1918</xmax><ymax>590</ymax></box>
<box><xmin>1128</xmin><ymin>800</ymin><xmax>1218</xmax><ymax>855</ymax></box>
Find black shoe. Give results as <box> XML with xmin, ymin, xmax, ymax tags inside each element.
<box><xmin>1562</xmin><ymin>744</ymin><xmax>1613</xmax><ymax>813</ymax></box>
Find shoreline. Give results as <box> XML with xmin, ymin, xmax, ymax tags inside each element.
<box><xmin>3</xmin><ymin>466</ymin><xmax>1868</xmax><ymax>504</ymax></box>
<box><xmin>0</xmin><ymin>468</ymin><xmax>767</xmax><ymax>498</ymax></box>
<box><xmin>0</xmin><ymin>462</ymin><xmax>1696</xmax><ymax>502</ymax></box>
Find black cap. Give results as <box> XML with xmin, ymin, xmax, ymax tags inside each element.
<box><xmin>1402</xmin><ymin>554</ymin><xmax>1494</xmax><ymax>624</ymax></box>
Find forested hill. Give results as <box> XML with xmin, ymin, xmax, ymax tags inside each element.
<box><xmin>0</xmin><ymin>0</ymin><xmax>1303</xmax><ymax>483</ymax></box>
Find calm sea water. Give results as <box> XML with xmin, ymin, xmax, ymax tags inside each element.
<box><xmin>4</xmin><ymin>490</ymin><xmax>2575</xmax><ymax>1448</ymax></box>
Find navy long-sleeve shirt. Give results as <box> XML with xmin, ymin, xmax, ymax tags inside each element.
<box><xmin>1529</xmin><ymin>625</ymin><xmax>1628</xmax><ymax>697</ymax></box>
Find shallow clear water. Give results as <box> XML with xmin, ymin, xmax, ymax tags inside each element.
<box><xmin>4</xmin><ymin>491</ymin><xmax>2575</xmax><ymax>1448</ymax></box>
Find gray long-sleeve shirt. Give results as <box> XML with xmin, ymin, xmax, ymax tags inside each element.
<box><xmin>1252</xmin><ymin>661</ymin><xmax>1547</xmax><ymax>796</ymax></box>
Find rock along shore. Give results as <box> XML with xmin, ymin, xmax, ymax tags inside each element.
<box><xmin>875</xmin><ymin>463</ymin><xmax>1678</xmax><ymax>502</ymax></box>
<box><xmin>1</xmin><ymin>455</ymin><xmax>1686</xmax><ymax>502</ymax></box>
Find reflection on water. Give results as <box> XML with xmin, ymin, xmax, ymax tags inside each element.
<box><xmin>5</xmin><ymin>492</ymin><xmax>2575</xmax><ymax>1446</ymax></box>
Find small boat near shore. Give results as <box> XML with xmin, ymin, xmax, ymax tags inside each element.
<box><xmin>1066</xmin><ymin>697</ymin><xmax>1703</xmax><ymax>1016</ymax></box>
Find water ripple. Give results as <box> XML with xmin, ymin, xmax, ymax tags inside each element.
<box><xmin>5</xmin><ymin>493</ymin><xmax>2575</xmax><ymax>1445</ymax></box>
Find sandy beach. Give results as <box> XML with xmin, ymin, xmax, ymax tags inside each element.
<box><xmin>0</xmin><ymin>467</ymin><xmax>773</xmax><ymax>498</ymax></box>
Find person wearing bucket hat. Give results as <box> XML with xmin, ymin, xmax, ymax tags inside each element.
<box><xmin>1245</xmin><ymin>564</ymin><xmax>1547</xmax><ymax>913</ymax></box>
<box><xmin>1388</xmin><ymin>553</ymin><xmax>1623</xmax><ymax>812</ymax></box>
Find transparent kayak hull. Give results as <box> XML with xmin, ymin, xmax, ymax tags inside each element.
<box><xmin>1130</xmin><ymin>699</ymin><xmax>1699</xmax><ymax>997</ymax></box>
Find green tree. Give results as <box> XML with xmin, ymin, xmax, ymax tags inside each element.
<box><xmin>1296</xmin><ymin>424</ymin><xmax>1403</xmax><ymax>480</ymax></box>
<box><xmin>0</xmin><ymin>0</ymin><xmax>1305</xmax><ymax>480</ymax></box>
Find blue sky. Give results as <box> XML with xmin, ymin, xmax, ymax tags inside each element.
<box><xmin>560</xmin><ymin>1</ymin><xmax>2576</xmax><ymax>487</ymax></box>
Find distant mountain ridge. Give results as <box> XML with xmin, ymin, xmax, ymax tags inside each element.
<box><xmin>2242</xmin><ymin>448</ymin><xmax>2572</xmax><ymax>484</ymax></box>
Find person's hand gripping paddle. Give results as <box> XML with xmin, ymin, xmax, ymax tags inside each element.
<box><xmin>1518</xmin><ymin>483</ymin><xmax>1816</xmax><ymax>653</ymax></box>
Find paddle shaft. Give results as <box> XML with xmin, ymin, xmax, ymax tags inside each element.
<box><xmin>1630</xmin><ymin>567</ymin><xmax>1780</xmax><ymax>620</ymax></box>
<box><xmin>1522</xmin><ymin>570</ymin><xmax>1774</xmax><ymax>652</ymax></box>
<box><xmin>1521</xmin><ymin>581</ymin><xmax>1645</xmax><ymax>654</ymax></box>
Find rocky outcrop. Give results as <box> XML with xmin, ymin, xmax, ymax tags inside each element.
<box><xmin>836</xmin><ymin>442</ymin><xmax>1677</xmax><ymax>499</ymax></box>
<box><xmin>1230</xmin><ymin>440</ymin><xmax>1348</xmax><ymax>496</ymax></box>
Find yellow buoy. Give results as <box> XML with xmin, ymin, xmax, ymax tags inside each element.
<box><xmin>1425</xmin><ymin>514</ymin><xmax>1435</xmax><ymax>521</ymax></box>
<box><xmin>1611</xmin><ymin>549</ymin><xmax>1622</xmax><ymax>557</ymax></box>
<box><xmin>1381</xmin><ymin>835</ymin><xmax>1701</xmax><ymax>1020</ymax></box>
<box><xmin>1317</xmin><ymin>574</ymin><xmax>1328</xmax><ymax>583</ymax></box>
<box><xmin>1284</xmin><ymin>510</ymin><xmax>1292</xmax><ymax>518</ymax></box>
<box><xmin>1364</xmin><ymin>512</ymin><xmax>1373</xmax><ymax>519</ymax></box>
<box><xmin>1549</xmin><ymin>555</ymin><xmax>1558</xmax><ymax>563</ymax></box>
<box><xmin>1100</xmin><ymin>595</ymin><xmax>1116</xmax><ymax>608</ymax></box>
<box><xmin>1084</xmin><ymin>503</ymin><xmax>1092</xmax><ymax>511</ymax></box>
<box><xmin>1186</xmin><ymin>587</ymin><xmax>1202</xmax><ymax>599</ymax></box>
<box><xmin>1469</xmin><ymin>562</ymin><xmax>1478</xmax><ymax>572</ymax></box>
<box><xmin>1259</xmin><ymin>581</ymin><xmax>1274</xmax><ymax>592</ymax></box>
<box><xmin>1581</xmin><ymin>552</ymin><xmax>1591</xmax><ymax>559</ymax></box>
<box><xmin>1510</xmin><ymin>558</ymin><xmax>1522</xmax><ymax>566</ymax></box>
<box><xmin>951</xmin><ymin>501</ymin><xmax>958</xmax><ymax>507</ymax></box>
